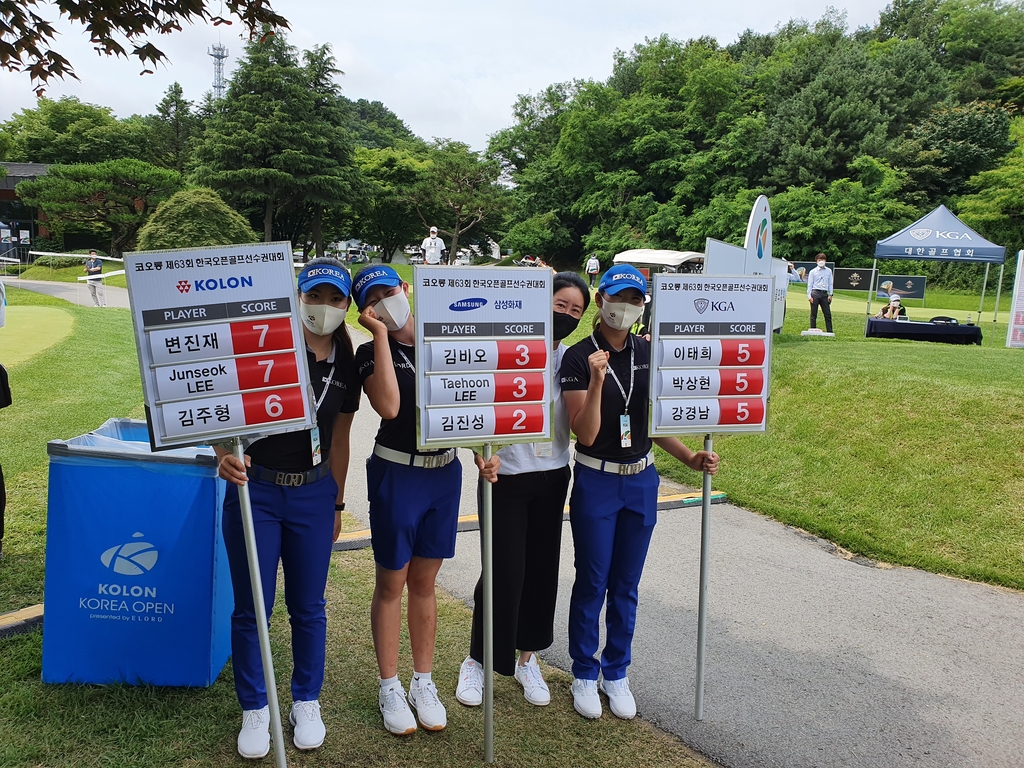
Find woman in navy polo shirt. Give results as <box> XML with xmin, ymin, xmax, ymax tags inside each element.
<box><xmin>559</xmin><ymin>264</ymin><xmax>720</xmax><ymax>721</ymax></box>
<box><xmin>214</xmin><ymin>258</ymin><xmax>385</xmax><ymax>759</ymax></box>
<box><xmin>351</xmin><ymin>264</ymin><xmax>500</xmax><ymax>736</ymax></box>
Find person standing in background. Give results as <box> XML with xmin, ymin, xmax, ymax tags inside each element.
<box><xmin>84</xmin><ymin>250</ymin><xmax>105</xmax><ymax>308</ymax></box>
<box><xmin>420</xmin><ymin>227</ymin><xmax>447</xmax><ymax>265</ymax></box>
<box><xmin>806</xmin><ymin>253</ymin><xmax>834</xmax><ymax>333</ymax></box>
<box><xmin>585</xmin><ymin>254</ymin><xmax>601</xmax><ymax>289</ymax></box>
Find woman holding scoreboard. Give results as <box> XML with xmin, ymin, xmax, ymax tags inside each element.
<box><xmin>559</xmin><ymin>264</ymin><xmax>720</xmax><ymax>721</ymax></box>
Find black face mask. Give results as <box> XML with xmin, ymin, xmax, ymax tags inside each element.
<box><xmin>552</xmin><ymin>310</ymin><xmax>580</xmax><ymax>341</ymax></box>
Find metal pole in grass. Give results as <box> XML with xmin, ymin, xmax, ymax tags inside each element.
<box><xmin>978</xmin><ymin>263</ymin><xmax>990</xmax><ymax>323</ymax></box>
<box><xmin>865</xmin><ymin>258</ymin><xmax>878</xmax><ymax>334</ymax></box>
<box><xmin>993</xmin><ymin>263</ymin><xmax>1006</xmax><ymax>324</ymax></box>
<box><xmin>694</xmin><ymin>433</ymin><xmax>713</xmax><ymax>721</ymax></box>
<box><xmin>482</xmin><ymin>441</ymin><xmax>495</xmax><ymax>763</ymax></box>
<box><xmin>233</xmin><ymin>437</ymin><xmax>288</xmax><ymax>768</ymax></box>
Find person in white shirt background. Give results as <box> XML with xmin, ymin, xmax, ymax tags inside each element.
<box><xmin>585</xmin><ymin>254</ymin><xmax>601</xmax><ymax>289</ymax></box>
<box><xmin>806</xmin><ymin>253</ymin><xmax>834</xmax><ymax>333</ymax></box>
<box><xmin>420</xmin><ymin>227</ymin><xmax>447</xmax><ymax>265</ymax></box>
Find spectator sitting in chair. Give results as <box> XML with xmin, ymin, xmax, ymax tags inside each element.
<box><xmin>876</xmin><ymin>294</ymin><xmax>907</xmax><ymax>319</ymax></box>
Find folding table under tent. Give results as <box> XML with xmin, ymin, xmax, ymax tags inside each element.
<box><xmin>868</xmin><ymin>204</ymin><xmax>1007</xmax><ymax>329</ymax></box>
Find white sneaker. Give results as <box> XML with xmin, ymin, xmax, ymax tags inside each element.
<box><xmin>601</xmin><ymin>676</ymin><xmax>637</xmax><ymax>720</ymax></box>
<box><xmin>514</xmin><ymin>656</ymin><xmax>550</xmax><ymax>706</ymax></box>
<box><xmin>456</xmin><ymin>656</ymin><xmax>483</xmax><ymax>706</ymax></box>
<box><xmin>379</xmin><ymin>680</ymin><xmax>417</xmax><ymax>736</ymax></box>
<box><xmin>289</xmin><ymin>699</ymin><xmax>326</xmax><ymax>750</ymax></box>
<box><xmin>237</xmin><ymin>705</ymin><xmax>270</xmax><ymax>759</ymax></box>
<box><xmin>571</xmin><ymin>678</ymin><xmax>602</xmax><ymax>719</ymax></box>
<box><xmin>408</xmin><ymin>676</ymin><xmax>448</xmax><ymax>731</ymax></box>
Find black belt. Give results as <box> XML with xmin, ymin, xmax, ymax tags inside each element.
<box><xmin>246</xmin><ymin>462</ymin><xmax>333</xmax><ymax>487</ymax></box>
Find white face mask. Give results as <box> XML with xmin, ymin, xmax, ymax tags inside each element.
<box><xmin>300</xmin><ymin>301</ymin><xmax>347</xmax><ymax>336</ymax></box>
<box><xmin>373</xmin><ymin>291</ymin><xmax>411</xmax><ymax>331</ymax></box>
<box><xmin>600</xmin><ymin>299</ymin><xmax>644</xmax><ymax>330</ymax></box>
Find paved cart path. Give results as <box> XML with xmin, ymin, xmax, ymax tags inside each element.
<box><xmin>2</xmin><ymin>277</ymin><xmax>131</xmax><ymax>309</ymax></box>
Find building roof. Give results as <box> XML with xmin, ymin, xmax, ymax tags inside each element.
<box><xmin>1</xmin><ymin>162</ymin><xmax>49</xmax><ymax>192</ymax></box>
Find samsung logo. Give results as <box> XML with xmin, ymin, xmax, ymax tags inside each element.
<box><xmin>449</xmin><ymin>297</ymin><xmax>488</xmax><ymax>312</ymax></box>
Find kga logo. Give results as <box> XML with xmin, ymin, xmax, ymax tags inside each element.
<box><xmin>694</xmin><ymin>299</ymin><xmax>709</xmax><ymax>314</ymax></box>
<box><xmin>176</xmin><ymin>281</ymin><xmax>190</xmax><ymax>294</ymax></box>
<box><xmin>100</xmin><ymin>532</ymin><xmax>159</xmax><ymax>576</ymax></box>
<box><xmin>449</xmin><ymin>297</ymin><xmax>487</xmax><ymax>312</ymax></box>
<box><xmin>175</xmin><ymin>276</ymin><xmax>254</xmax><ymax>294</ymax></box>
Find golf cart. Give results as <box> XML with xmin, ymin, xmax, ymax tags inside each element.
<box><xmin>611</xmin><ymin>250</ymin><xmax>705</xmax><ymax>334</ymax></box>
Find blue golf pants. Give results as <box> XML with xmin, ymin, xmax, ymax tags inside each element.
<box><xmin>222</xmin><ymin>473</ymin><xmax>336</xmax><ymax>710</ymax></box>
<box><xmin>567</xmin><ymin>462</ymin><xmax>658</xmax><ymax>682</ymax></box>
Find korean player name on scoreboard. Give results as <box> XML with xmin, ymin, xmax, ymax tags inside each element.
<box><xmin>650</xmin><ymin>274</ymin><xmax>774</xmax><ymax>435</ymax></box>
<box><xmin>125</xmin><ymin>243</ymin><xmax>315</xmax><ymax>449</ymax></box>
<box><xmin>413</xmin><ymin>267</ymin><xmax>554</xmax><ymax>448</ymax></box>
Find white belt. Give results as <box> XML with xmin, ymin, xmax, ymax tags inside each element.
<box><xmin>373</xmin><ymin>444</ymin><xmax>456</xmax><ymax>469</ymax></box>
<box><xmin>574</xmin><ymin>451</ymin><xmax>653</xmax><ymax>476</ymax></box>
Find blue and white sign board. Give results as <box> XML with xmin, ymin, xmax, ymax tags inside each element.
<box><xmin>650</xmin><ymin>274</ymin><xmax>774</xmax><ymax>435</ymax></box>
<box><xmin>124</xmin><ymin>242</ymin><xmax>316</xmax><ymax>449</ymax></box>
<box><xmin>413</xmin><ymin>266</ymin><xmax>553</xmax><ymax>449</ymax></box>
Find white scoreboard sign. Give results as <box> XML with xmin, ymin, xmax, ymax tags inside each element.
<box><xmin>125</xmin><ymin>242</ymin><xmax>315</xmax><ymax>449</ymax></box>
<box><xmin>413</xmin><ymin>266</ymin><xmax>553</xmax><ymax>449</ymax></box>
<box><xmin>649</xmin><ymin>274</ymin><xmax>774</xmax><ymax>435</ymax></box>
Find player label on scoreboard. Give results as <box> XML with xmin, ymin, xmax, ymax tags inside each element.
<box><xmin>413</xmin><ymin>266</ymin><xmax>553</xmax><ymax>449</ymax></box>
<box><xmin>649</xmin><ymin>274</ymin><xmax>774</xmax><ymax>435</ymax></box>
<box><xmin>125</xmin><ymin>242</ymin><xmax>315</xmax><ymax>449</ymax></box>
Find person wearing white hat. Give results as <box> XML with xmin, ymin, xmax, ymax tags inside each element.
<box><xmin>420</xmin><ymin>227</ymin><xmax>447</xmax><ymax>265</ymax></box>
<box><xmin>876</xmin><ymin>294</ymin><xmax>907</xmax><ymax>319</ymax></box>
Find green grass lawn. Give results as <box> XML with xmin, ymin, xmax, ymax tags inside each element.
<box><xmin>14</xmin><ymin>264</ymin><xmax>128</xmax><ymax>288</ymax></box>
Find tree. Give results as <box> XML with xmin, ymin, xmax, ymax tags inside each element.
<box><xmin>136</xmin><ymin>187</ymin><xmax>258</xmax><ymax>250</ymax></box>
<box><xmin>16</xmin><ymin>159</ymin><xmax>182</xmax><ymax>257</ymax></box>
<box><xmin>147</xmin><ymin>83</ymin><xmax>202</xmax><ymax>172</ymax></box>
<box><xmin>410</xmin><ymin>139</ymin><xmax>506</xmax><ymax>260</ymax></box>
<box><xmin>192</xmin><ymin>35</ymin><xmax>354</xmax><ymax>248</ymax></box>
<box><xmin>2</xmin><ymin>0</ymin><xmax>288</xmax><ymax>93</ymax></box>
<box><xmin>348</xmin><ymin>146</ymin><xmax>427</xmax><ymax>262</ymax></box>
<box><xmin>0</xmin><ymin>96</ymin><xmax>152</xmax><ymax>164</ymax></box>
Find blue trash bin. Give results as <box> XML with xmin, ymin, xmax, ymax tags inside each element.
<box><xmin>42</xmin><ymin>418</ymin><xmax>232</xmax><ymax>686</ymax></box>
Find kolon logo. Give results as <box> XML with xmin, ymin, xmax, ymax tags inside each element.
<box><xmin>100</xmin><ymin>532</ymin><xmax>159</xmax><ymax>576</ymax></box>
<box><xmin>694</xmin><ymin>299</ymin><xmax>710</xmax><ymax>314</ymax></box>
<box><xmin>176</xmin><ymin>280</ymin><xmax>191</xmax><ymax>294</ymax></box>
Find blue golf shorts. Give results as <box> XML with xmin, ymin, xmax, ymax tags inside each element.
<box><xmin>366</xmin><ymin>453</ymin><xmax>462</xmax><ymax>570</ymax></box>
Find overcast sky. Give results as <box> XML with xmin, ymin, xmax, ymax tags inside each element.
<box><xmin>1</xmin><ymin>0</ymin><xmax>891</xmax><ymax>151</ymax></box>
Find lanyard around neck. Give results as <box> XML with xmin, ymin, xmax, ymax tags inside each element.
<box><xmin>396</xmin><ymin>346</ymin><xmax>415</xmax><ymax>372</ymax></box>
<box><xmin>314</xmin><ymin>364</ymin><xmax>336</xmax><ymax>412</ymax></box>
<box><xmin>591</xmin><ymin>333</ymin><xmax>634</xmax><ymax>410</ymax></box>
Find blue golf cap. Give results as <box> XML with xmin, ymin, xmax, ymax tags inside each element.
<box><xmin>297</xmin><ymin>262</ymin><xmax>352</xmax><ymax>296</ymax></box>
<box><xmin>598</xmin><ymin>264</ymin><xmax>647</xmax><ymax>296</ymax></box>
<box><xmin>353</xmin><ymin>265</ymin><xmax>402</xmax><ymax>308</ymax></box>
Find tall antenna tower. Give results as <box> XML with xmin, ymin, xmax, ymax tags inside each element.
<box><xmin>208</xmin><ymin>43</ymin><xmax>229</xmax><ymax>100</ymax></box>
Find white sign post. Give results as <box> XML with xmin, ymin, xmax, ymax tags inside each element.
<box><xmin>649</xmin><ymin>273</ymin><xmax>774</xmax><ymax>721</ymax></box>
<box><xmin>126</xmin><ymin>242</ymin><xmax>315</xmax><ymax>768</ymax></box>
<box><xmin>413</xmin><ymin>265</ymin><xmax>553</xmax><ymax>763</ymax></box>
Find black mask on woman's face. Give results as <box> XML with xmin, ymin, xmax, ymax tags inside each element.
<box><xmin>552</xmin><ymin>310</ymin><xmax>580</xmax><ymax>341</ymax></box>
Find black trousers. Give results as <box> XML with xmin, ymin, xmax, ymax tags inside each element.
<box><xmin>809</xmin><ymin>289</ymin><xmax>833</xmax><ymax>332</ymax></box>
<box><xmin>470</xmin><ymin>465</ymin><xmax>571</xmax><ymax>676</ymax></box>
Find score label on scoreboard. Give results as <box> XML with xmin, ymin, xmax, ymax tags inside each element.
<box><xmin>649</xmin><ymin>274</ymin><xmax>774</xmax><ymax>435</ymax></box>
<box><xmin>125</xmin><ymin>242</ymin><xmax>315</xmax><ymax>449</ymax></box>
<box><xmin>413</xmin><ymin>267</ymin><xmax>553</xmax><ymax>449</ymax></box>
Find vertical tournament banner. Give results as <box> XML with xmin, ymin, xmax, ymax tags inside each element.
<box><xmin>125</xmin><ymin>242</ymin><xmax>316</xmax><ymax>449</ymax></box>
<box><xmin>649</xmin><ymin>274</ymin><xmax>774</xmax><ymax>436</ymax></box>
<box><xmin>1008</xmin><ymin>250</ymin><xmax>1024</xmax><ymax>349</ymax></box>
<box><xmin>413</xmin><ymin>266</ymin><xmax>553</xmax><ymax>449</ymax></box>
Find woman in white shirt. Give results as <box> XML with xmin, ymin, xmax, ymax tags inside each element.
<box><xmin>455</xmin><ymin>271</ymin><xmax>590</xmax><ymax>708</ymax></box>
